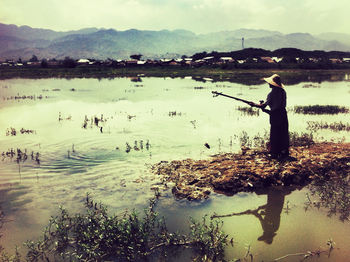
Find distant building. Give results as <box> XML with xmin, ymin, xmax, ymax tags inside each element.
<box><xmin>77</xmin><ymin>58</ymin><xmax>90</xmax><ymax>64</ymax></box>
<box><xmin>193</xmin><ymin>59</ymin><xmax>205</xmax><ymax>66</ymax></box>
<box><xmin>160</xmin><ymin>58</ymin><xmax>172</xmax><ymax>63</ymax></box>
<box><xmin>48</xmin><ymin>60</ymin><xmax>60</xmax><ymax>66</ymax></box>
<box><xmin>159</xmin><ymin>59</ymin><xmax>177</xmax><ymax>65</ymax></box>
<box><xmin>329</xmin><ymin>58</ymin><xmax>342</xmax><ymax>64</ymax></box>
<box><xmin>168</xmin><ymin>61</ymin><xmax>180</xmax><ymax>66</ymax></box>
<box><xmin>272</xmin><ymin>57</ymin><xmax>283</xmax><ymax>63</ymax></box>
<box><xmin>184</xmin><ymin>58</ymin><xmax>193</xmax><ymax>65</ymax></box>
<box><xmin>219</xmin><ymin>57</ymin><xmax>234</xmax><ymax>63</ymax></box>
<box><xmin>27</xmin><ymin>61</ymin><xmax>41</xmax><ymax>66</ymax></box>
<box><xmin>145</xmin><ymin>59</ymin><xmax>157</xmax><ymax>65</ymax></box>
<box><xmin>126</xmin><ymin>60</ymin><xmax>138</xmax><ymax>65</ymax></box>
<box><xmin>203</xmin><ymin>56</ymin><xmax>215</xmax><ymax>63</ymax></box>
<box><xmin>308</xmin><ymin>58</ymin><xmax>319</xmax><ymax>63</ymax></box>
<box><xmin>260</xmin><ymin>57</ymin><xmax>275</xmax><ymax>63</ymax></box>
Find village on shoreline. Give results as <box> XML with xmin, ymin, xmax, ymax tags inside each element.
<box><xmin>2</xmin><ymin>47</ymin><xmax>350</xmax><ymax>70</ymax></box>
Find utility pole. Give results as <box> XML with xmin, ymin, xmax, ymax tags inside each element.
<box><xmin>242</xmin><ymin>37</ymin><xmax>244</xmax><ymax>49</ymax></box>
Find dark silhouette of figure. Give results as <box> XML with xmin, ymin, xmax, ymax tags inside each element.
<box><xmin>251</xmin><ymin>74</ymin><xmax>290</xmax><ymax>160</ymax></box>
<box><xmin>252</xmin><ymin>189</ymin><xmax>291</xmax><ymax>244</ymax></box>
<box><xmin>212</xmin><ymin>187</ymin><xmax>293</xmax><ymax>244</ymax></box>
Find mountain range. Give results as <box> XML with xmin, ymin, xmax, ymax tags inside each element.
<box><xmin>1</xmin><ymin>23</ymin><xmax>350</xmax><ymax>60</ymax></box>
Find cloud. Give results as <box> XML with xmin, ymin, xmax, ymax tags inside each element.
<box><xmin>0</xmin><ymin>0</ymin><xmax>349</xmax><ymax>34</ymax></box>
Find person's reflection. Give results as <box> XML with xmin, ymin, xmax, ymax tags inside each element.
<box><xmin>252</xmin><ymin>188</ymin><xmax>291</xmax><ymax>244</ymax></box>
<box><xmin>212</xmin><ymin>187</ymin><xmax>292</xmax><ymax>245</ymax></box>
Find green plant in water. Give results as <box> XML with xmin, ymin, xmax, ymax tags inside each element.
<box><xmin>1</xmin><ymin>194</ymin><xmax>228</xmax><ymax>262</ymax></box>
<box><xmin>239</xmin><ymin>131</ymin><xmax>250</xmax><ymax>148</ymax></box>
<box><xmin>293</xmin><ymin>105</ymin><xmax>349</xmax><ymax>115</ymax></box>
<box><xmin>239</xmin><ymin>131</ymin><xmax>269</xmax><ymax>149</ymax></box>
<box><xmin>307</xmin><ymin>121</ymin><xmax>350</xmax><ymax>132</ymax></box>
<box><xmin>189</xmin><ymin>215</ymin><xmax>228</xmax><ymax>261</ymax></box>
<box><xmin>239</xmin><ymin>131</ymin><xmax>314</xmax><ymax>149</ymax></box>
<box><xmin>305</xmin><ymin>167</ymin><xmax>350</xmax><ymax>222</ymax></box>
<box><xmin>0</xmin><ymin>247</ymin><xmax>21</xmax><ymax>262</ymax></box>
<box><xmin>237</xmin><ymin>106</ymin><xmax>260</xmax><ymax>116</ymax></box>
<box><xmin>289</xmin><ymin>131</ymin><xmax>315</xmax><ymax>147</ymax></box>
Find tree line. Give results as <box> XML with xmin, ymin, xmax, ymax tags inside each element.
<box><xmin>191</xmin><ymin>48</ymin><xmax>350</xmax><ymax>60</ymax></box>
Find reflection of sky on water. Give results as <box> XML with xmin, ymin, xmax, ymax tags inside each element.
<box><xmin>0</xmin><ymin>77</ymin><xmax>349</xmax><ymax>260</ymax></box>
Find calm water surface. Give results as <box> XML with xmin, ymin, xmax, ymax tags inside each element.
<box><xmin>0</xmin><ymin>77</ymin><xmax>349</xmax><ymax>261</ymax></box>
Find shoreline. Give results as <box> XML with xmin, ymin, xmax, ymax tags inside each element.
<box><xmin>1</xmin><ymin>67</ymin><xmax>350</xmax><ymax>85</ymax></box>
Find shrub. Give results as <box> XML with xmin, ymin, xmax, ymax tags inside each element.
<box><xmin>1</xmin><ymin>194</ymin><xmax>228</xmax><ymax>262</ymax></box>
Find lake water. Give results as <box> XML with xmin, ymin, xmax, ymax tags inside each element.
<box><xmin>0</xmin><ymin>76</ymin><xmax>349</xmax><ymax>261</ymax></box>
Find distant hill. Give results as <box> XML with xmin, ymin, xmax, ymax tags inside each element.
<box><xmin>317</xmin><ymin>32</ymin><xmax>350</xmax><ymax>47</ymax></box>
<box><xmin>1</xmin><ymin>23</ymin><xmax>350</xmax><ymax>60</ymax></box>
<box><xmin>0</xmin><ymin>23</ymin><xmax>99</xmax><ymax>41</ymax></box>
<box><xmin>243</xmin><ymin>33</ymin><xmax>350</xmax><ymax>52</ymax></box>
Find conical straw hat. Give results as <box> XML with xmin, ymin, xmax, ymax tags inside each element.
<box><xmin>263</xmin><ymin>74</ymin><xmax>285</xmax><ymax>88</ymax></box>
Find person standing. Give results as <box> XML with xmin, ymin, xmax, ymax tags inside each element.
<box><xmin>251</xmin><ymin>74</ymin><xmax>289</xmax><ymax>159</ymax></box>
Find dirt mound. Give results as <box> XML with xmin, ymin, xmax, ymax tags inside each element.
<box><xmin>151</xmin><ymin>143</ymin><xmax>350</xmax><ymax>200</ymax></box>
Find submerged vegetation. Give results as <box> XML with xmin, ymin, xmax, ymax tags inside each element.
<box><xmin>239</xmin><ymin>130</ymin><xmax>269</xmax><ymax>148</ymax></box>
<box><xmin>302</xmin><ymin>83</ymin><xmax>320</xmax><ymax>88</ymax></box>
<box><xmin>168</xmin><ymin>111</ymin><xmax>183</xmax><ymax>117</ymax></box>
<box><xmin>236</xmin><ymin>106</ymin><xmax>260</xmax><ymax>116</ymax></box>
<box><xmin>124</xmin><ymin>140</ymin><xmax>151</xmax><ymax>153</ymax></box>
<box><xmin>5</xmin><ymin>128</ymin><xmax>36</xmax><ymax>136</ymax></box>
<box><xmin>305</xmin><ymin>169</ymin><xmax>350</xmax><ymax>222</ymax></box>
<box><xmin>2</xmin><ymin>94</ymin><xmax>48</xmax><ymax>101</ymax></box>
<box><xmin>307</xmin><ymin>121</ymin><xmax>350</xmax><ymax>132</ymax></box>
<box><xmin>239</xmin><ymin>131</ymin><xmax>315</xmax><ymax>149</ymax></box>
<box><xmin>0</xmin><ymin>194</ymin><xmax>228</xmax><ymax>262</ymax></box>
<box><xmin>81</xmin><ymin>114</ymin><xmax>106</xmax><ymax>130</ymax></box>
<box><xmin>1</xmin><ymin>148</ymin><xmax>40</xmax><ymax>164</ymax></box>
<box><xmin>289</xmin><ymin>132</ymin><xmax>315</xmax><ymax>147</ymax></box>
<box><xmin>293</xmin><ymin>105</ymin><xmax>349</xmax><ymax>115</ymax></box>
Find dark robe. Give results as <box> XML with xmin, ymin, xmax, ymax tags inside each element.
<box><xmin>265</xmin><ymin>87</ymin><xmax>289</xmax><ymax>156</ymax></box>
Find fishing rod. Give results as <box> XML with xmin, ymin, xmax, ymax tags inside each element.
<box><xmin>212</xmin><ymin>91</ymin><xmax>270</xmax><ymax>114</ymax></box>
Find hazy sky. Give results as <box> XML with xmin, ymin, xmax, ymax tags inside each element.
<box><xmin>1</xmin><ymin>0</ymin><xmax>349</xmax><ymax>34</ymax></box>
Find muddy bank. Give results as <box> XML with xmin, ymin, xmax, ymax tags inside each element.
<box><xmin>151</xmin><ymin>143</ymin><xmax>350</xmax><ymax>200</ymax></box>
